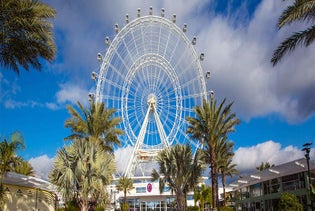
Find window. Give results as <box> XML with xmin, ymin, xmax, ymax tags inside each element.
<box><xmin>136</xmin><ymin>187</ymin><xmax>146</xmax><ymax>193</ymax></box>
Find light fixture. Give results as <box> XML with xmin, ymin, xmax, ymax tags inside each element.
<box><xmin>268</xmin><ymin>169</ymin><xmax>280</xmax><ymax>174</ymax></box>
<box><xmin>295</xmin><ymin>161</ymin><xmax>305</xmax><ymax>168</ymax></box>
<box><xmin>238</xmin><ymin>180</ymin><xmax>248</xmax><ymax>184</ymax></box>
<box><xmin>250</xmin><ymin>175</ymin><xmax>261</xmax><ymax>180</ymax></box>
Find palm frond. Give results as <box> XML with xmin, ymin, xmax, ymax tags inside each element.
<box><xmin>278</xmin><ymin>0</ymin><xmax>315</xmax><ymax>28</ymax></box>
<box><xmin>272</xmin><ymin>25</ymin><xmax>315</xmax><ymax>65</ymax></box>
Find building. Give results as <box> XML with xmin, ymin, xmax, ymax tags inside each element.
<box><xmin>227</xmin><ymin>158</ymin><xmax>315</xmax><ymax>211</ymax></box>
<box><xmin>108</xmin><ymin>179</ymin><xmax>198</xmax><ymax>211</ymax></box>
<box><xmin>2</xmin><ymin>172</ymin><xmax>57</xmax><ymax>211</ymax></box>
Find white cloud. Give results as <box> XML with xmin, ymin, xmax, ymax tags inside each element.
<box><xmin>233</xmin><ymin>140</ymin><xmax>306</xmax><ymax>173</ymax></box>
<box><xmin>56</xmin><ymin>83</ymin><xmax>89</xmax><ymax>106</ymax></box>
<box><xmin>45</xmin><ymin>0</ymin><xmax>315</xmax><ymax>123</ymax></box>
<box><xmin>114</xmin><ymin>146</ymin><xmax>134</xmax><ymax>175</ymax></box>
<box><xmin>29</xmin><ymin>155</ymin><xmax>54</xmax><ymax>180</ymax></box>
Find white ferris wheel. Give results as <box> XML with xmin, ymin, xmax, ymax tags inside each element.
<box><xmin>91</xmin><ymin>7</ymin><xmax>209</xmax><ymax>178</ymax></box>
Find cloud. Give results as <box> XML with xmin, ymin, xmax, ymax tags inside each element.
<box><xmin>29</xmin><ymin>155</ymin><xmax>54</xmax><ymax>180</ymax></box>
<box><xmin>56</xmin><ymin>83</ymin><xmax>89</xmax><ymax>106</ymax></box>
<box><xmin>114</xmin><ymin>146</ymin><xmax>134</xmax><ymax>175</ymax></box>
<box><xmin>44</xmin><ymin>0</ymin><xmax>315</xmax><ymax>124</ymax></box>
<box><xmin>233</xmin><ymin>140</ymin><xmax>308</xmax><ymax>173</ymax></box>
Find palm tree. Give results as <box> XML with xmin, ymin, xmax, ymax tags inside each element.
<box><xmin>49</xmin><ymin>139</ymin><xmax>116</xmax><ymax>211</ymax></box>
<box><xmin>0</xmin><ymin>132</ymin><xmax>25</xmax><ymax>207</ymax></box>
<box><xmin>216</xmin><ymin>139</ymin><xmax>239</xmax><ymax>206</ymax></box>
<box><xmin>115</xmin><ymin>175</ymin><xmax>134</xmax><ymax>210</ymax></box>
<box><xmin>194</xmin><ymin>184</ymin><xmax>212</xmax><ymax>211</ymax></box>
<box><xmin>0</xmin><ymin>0</ymin><xmax>56</xmax><ymax>74</ymax></box>
<box><xmin>12</xmin><ymin>157</ymin><xmax>35</xmax><ymax>176</ymax></box>
<box><xmin>256</xmin><ymin>162</ymin><xmax>274</xmax><ymax>172</ymax></box>
<box><xmin>151</xmin><ymin>144</ymin><xmax>205</xmax><ymax>211</ymax></box>
<box><xmin>50</xmin><ymin>101</ymin><xmax>122</xmax><ymax>210</ymax></box>
<box><xmin>271</xmin><ymin>0</ymin><xmax>315</xmax><ymax>66</ymax></box>
<box><xmin>64</xmin><ymin>101</ymin><xmax>123</xmax><ymax>152</ymax></box>
<box><xmin>186</xmin><ymin>96</ymin><xmax>239</xmax><ymax>211</ymax></box>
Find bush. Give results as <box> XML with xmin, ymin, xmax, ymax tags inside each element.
<box><xmin>277</xmin><ymin>192</ymin><xmax>303</xmax><ymax>211</ymax></box>
<box><xmin>121</xmin><ymin>203</ymin><xmax>129</xmax><ymax>211</ymax></box>
<box><xmin>219</xmin><ymin>206</ymin><xmax>234</xmax><ymax>211</ymax></box>
<box><xmin>188</xmin><ymin>205</ymin><xmax>200</xmax><ymax>211</ymax></box>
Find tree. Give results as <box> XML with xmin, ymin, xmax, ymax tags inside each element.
<box><xmin>217</xmin><ymin>139</ymin><xmax>238</xmax><ymax>206</ymax></box>
<box><xmin>11</xmin><ymin>157</ymin><xmax>34</xmax><ymax>176</ymax></box>
<box><xmin>49</xmin><ymin>139</ymin><xmax>116</xmax><ymax>211</ymax></box>
<box><xmin>256</xmin><ymin>162</ymin><xmax>274</xmax><ymax>172</ymax></box>
<box><xmin>50</xmin><ymin>101</ymin><xmax>122</xmax><ymax>211</ymax></box>
<box><xmin>194</xmin><ymin>184</ymin><xmax>212</xmax><ymax>211</ymax></box>
<box><xmin>115</xmin><ymin>175</ymin><xmax>134</xmax><ymax>210</ymax></box>
<box><xmin>187</xmin><ymin>96</ymin><xmax>239</xmax><ymax>211</ymax></box>
<box><xmin>277</xmin><ymin>192</ymin><xmax>303</xmax><ymax>211</ymax></box>
<box><xmin>271</xmin><ymin>0</ymin><xmax>315</xmax><ymax>66</ymax></box>
<box><xmin>0</xmin><ymin>0</ymin><xmax>56</xmax><ymax>74</ymax></box>
<box><xmin>151</xmin><ymin>144</ymin><xmax>206</xmax><ymax>211</ymax></box>
<box><xmin>0</xmin><ymin>132</ymin><xmax>25</xmax><ymax>175</ymax></box>
<box><xmin>64</xmin><ymin>101</ymin><xmax>123</xmax><ymax>152</ymax></box>
<box><xmin>0</xmin><ymin>132</ymin><xmax>25</xmax><ymax>208</ymax></box>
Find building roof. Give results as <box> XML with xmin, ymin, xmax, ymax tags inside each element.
<box><xmin>2</xmin><ymin>172</ymin><xmax>56</xmax><ymax>193</ymax></box>
<box><xmin>228</xmin><ymin>158</ymin><xmax>315</xmax><ymax>190</ymax></box>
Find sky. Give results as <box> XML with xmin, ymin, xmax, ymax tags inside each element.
<box><xmin>1</xmin><ymin>0</ymin><xmax>315</xmax><ymax>180</ymax></box>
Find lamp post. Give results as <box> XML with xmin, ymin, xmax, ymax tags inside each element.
<box><xmin>302</xmin><ymin>142</ymin><xmax>313</xmax><ymax>210</ymax></box>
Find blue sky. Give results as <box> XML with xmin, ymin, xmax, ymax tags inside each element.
<box><xmin>1</xmin><ymin>0</ymin><xmax>315</xmax><ymax>179</ymax></box>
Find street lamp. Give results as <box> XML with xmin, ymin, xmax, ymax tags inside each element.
<box><xmin>302</xmin><ymin>142</ymin><xmax>313</xmax><ymax>210</ymax></box>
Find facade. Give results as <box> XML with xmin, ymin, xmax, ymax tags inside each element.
<box><xmin>108</xmin><ymin>180</ymin><xmax>196</xmax><ymax>211</ymax></box>
<box><xmin>2</xmin><ymin>172</ymin><xmax>57</xmax><ymax>211</ymax></box>
<box><xmin>227</xmin><ymin>158</ymin><xmax>315</xmax><ymax>211</ymax></box>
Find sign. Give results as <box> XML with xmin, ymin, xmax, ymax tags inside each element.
<box><xmin>147</xmin><ymin>183</ymin><xmax>152</xmax><ymax>192</ymax></box>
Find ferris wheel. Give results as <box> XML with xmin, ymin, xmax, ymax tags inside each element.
<box><xmin>91</xmin><ymin>7</ymin><xmax>208</xmax><ymax>177</ymax></box>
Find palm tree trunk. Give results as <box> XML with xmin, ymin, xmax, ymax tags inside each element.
<box><xmin>210</xmin><ymin>148</ymin><xmax>218</xmax><ymax>211</ymax></box>
<box><xmin>176</xmin><ymin>190</ymin><xmax>185</xmax><ymax>211</ymax></box>
<box><xmin>222</xmin><ymin>173</ymin><xmax>226</xmax><ymax>206</ymax></box>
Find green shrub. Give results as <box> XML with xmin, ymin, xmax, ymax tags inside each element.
<box><xmin>121</xmin><ymin>203</ymin><xmax>129</xmax><ymax>211</ymax></box>
<box><xmin>219</xmin><ymin>206</ymin><xmax>234</xmax><ymax>211</ymax></box>
<box><xmin>188</xmin><ymin>205</ymin><xmax>200</xmax><ymax>211</ymax></box>
<box><xmin>277</xmin><ymin>192</ymin><xmax>303</xmax><ymax>211</ymax></box>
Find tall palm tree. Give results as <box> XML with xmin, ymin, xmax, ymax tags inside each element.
<box><xmin>0</xmin><ymin>0</ymin><xmax>56</xmax><ymax>74</ymax></box>
<box><xmin>216</xmin><ymin>139</ymin><xmax>239</xmax><ymax>206</ymax></box>
<box><xmin>115</xmin><ymin>175</ymin><xmax>134</xmax><ymax>210</ymax></box>
<box><xmin>151</xmin><ymin>144</ymin><xmax>205</xmax><ymax>211</ymax></box>
<box><xmin>271</xmin><ymin>0</ymin><xmax>315</xmax><ymax>66</ymax></box>
<box><xmin>186</xmin><ymin>96</ymin><xmax>239</xmax><ymax>211</ymax></box>
<box><xmin>49</xmin><ymin>139</ymin><xmax>116</xmax><ymax>211</ymax></box>
<box><xmin>64</xmin><ymin>101</ymin><xmax>123</xmax><ymax>152</ymax></box>
<box><xmin>50</xmin><ymin>101</ymin><xmax>122</xmax><ymax>210</ymax></box>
